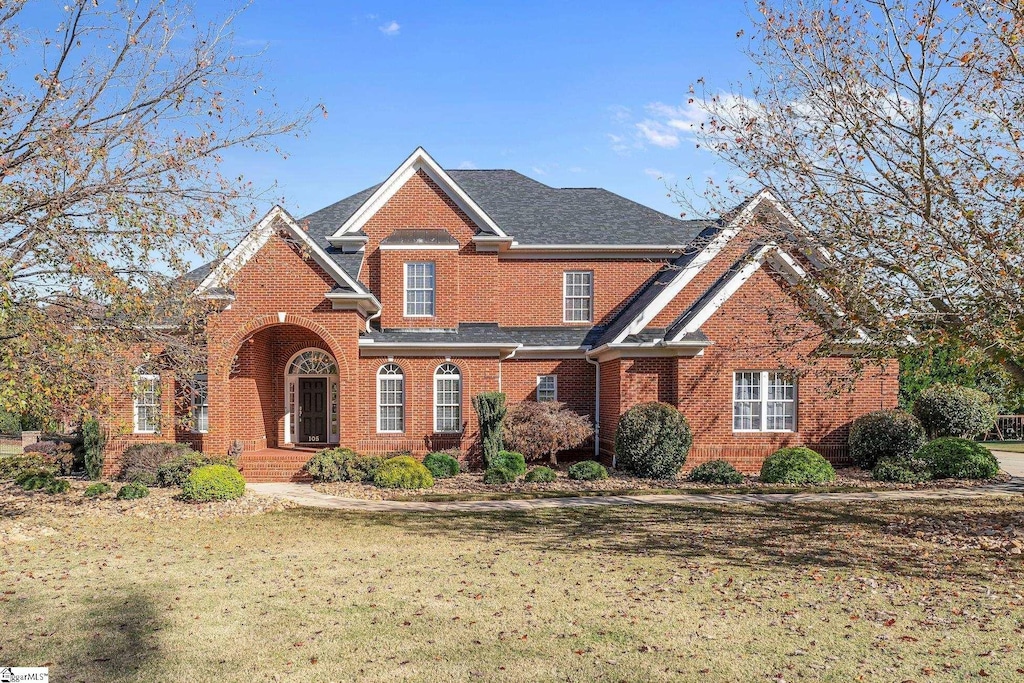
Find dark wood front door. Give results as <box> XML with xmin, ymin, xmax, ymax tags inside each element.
<box><xmin>299</xmin><ymin>378</ymin><xmax>328</xmax><ymax>444</ymax></box>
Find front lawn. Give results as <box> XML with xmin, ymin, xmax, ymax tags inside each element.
<box><xmin>2</xmin><ymin>497</ymin><xmax>1023</xmax><ymax>681</ymax></box>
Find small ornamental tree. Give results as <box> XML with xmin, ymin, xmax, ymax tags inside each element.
<box><xmin>472</xmin><ymin>392</ymin><xmax>507</xmax><ymax>468</ymax></box>
<box><xmin>82</xmin><ymin>416</ymin><xmax>104</xmax><ymax>480</ymax></box>
<box><xmin>503</xmin><ymin>401</ymin><xmax>594</xmax><ymax>466</ymax></box>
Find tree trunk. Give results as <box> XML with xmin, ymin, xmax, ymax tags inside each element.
<box><xmin>549</xmin><ymin>450</ymin><xmax>558</xmax><ymax>466</ymax></box>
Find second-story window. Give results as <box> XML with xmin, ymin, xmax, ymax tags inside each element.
<box><xmin>405</xmin><ymin>262</ymin><xmax>435</xmax><ymax>317</ymax></box>
<box><xmin>563</xmin><ymin>271</ymin><xmax>593</xmax><ymax>323</ymax></box>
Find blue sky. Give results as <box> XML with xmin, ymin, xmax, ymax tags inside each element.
<box><xmin>218</xmin><ymin>0</ymin><xmax>756</xmax><ymax>221</ymax></box>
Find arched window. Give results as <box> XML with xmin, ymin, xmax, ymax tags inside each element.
<box><xmin>377</xmin><ymin>364</ymin><xmax>405</xmax><ymax>433</ymax></box>
<box><xmin>288</xmin><ymin>349</ymin><xmax>337</xmax><ymax>375</ymax></box>
<box><xmin>133</xmin><ymin>366</ymin><xmax>161</xmax><ymax>434</ymax></box>
<box><xmin>434</xmin><ymin>363</ymin><xmax>462</xmax><ymax>433</ymax></box>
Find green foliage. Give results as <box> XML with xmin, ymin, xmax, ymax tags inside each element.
<box><xmin>687</xmin><ymin>459</ymin><xmax>744</xmax><ymax>485</ymax></box>
<box><xmin>568</xmin><ymin>460</ymin><xmax>608</xmax><ymax>481</ymax></box>
<box><xmin>614</xmin><ymin>402</ymin><xmax>693</xmax><ymax>479</ymax></box>
<box><xmin>0</xmin><ymin>454</ymin><xmax>48</xmax><ymax>481</ymax></box>
<box><xmin>43</xmin><ymin>478</ymin><xmax>70</xmax><ymax>494</ymax></box>
<box><xmin>472</xmin><ymin>392</ymin><xmax>507</xmax><ymax>468</ymax></box>
<box><xmin>304</xmin><ymin>448</ymin><xmax>380</xmax><ymax>483</ymax></box>
<box><xmin>15</xmin><ymin>468</ymin><xmax>57</xmax><ymax>491</ymax></box>
<box><xmin>848</xmin><ymin>410</ymin><xmax>926</xmax><ymax>469</ymax></box>
<box><xmin>0</xmin><ymin>409</ymin><xmax>20</xmax><ymax>434</ymax></box>
<box><xmin>483</xmin><ymin>466</ymin><xmax>517</xmax><ymax>485</ymax></box>
<box><xmin>82</xmin><ymin>416</ymin><xmax>104</xmax><ymax>480</ymax></box>
<box><xmin>490</xmin><ymin>451</ymin><xmax>527</xmax><ymax>477</ymax></box>
<box><xmin>156</xmin><ymin>452</ymin><xmax>213</xmax><ymax>487</ymax></box>
<box><xmin>181</xmin><ymin>464</ymin><xmax>246</xmax><ymax>501</ymax></box>
<box><xmin>759</xmin><ymin>447</ymin><xmax>836</xmax><ymax>484</ymax></box>
<box><xmin>424</xmin><ymin>452</ymin><xmax>460</xmax><ymax>479</ymax></box>
<box><xmin>899</xmin><ymin>339</ymin><xmax>1024</xmax><ymax>413</ymax></box>
<box><xmin>372</xmin><ymin>456</ymin><xmax>434</xmax><ymax>489</ymax></box>
<box><xmin>83</xmin><ymin>482</ymin><xmax>113</xmax><ymax>498</ymax></box>
<box><xmin>913</xmin><ymin>384</ymin><xmax>999</xmax><ymax>439</ymax></box>
<box><xmin>871</xmin><ymin>456</ymin><xmax>932</xmax><ymax>483</ymax></box>
<box><xmin>120</xmin><ymin>442</ymin><xmax>198</xmax><ymax>485</ymax></box>
<box><xmin>116</xmin><ymin>482</ymin><xmax>150</xmax><ymax>500</ymax></box>
<box><xmin>915</xmin><ymin>437</ymin><xmax>1001</xmax><ymax>480</ymax></box>
<box><xmin>524</xmin><ymin>466</ymin><xmax>557</xmax><ymax>483</ymax></box>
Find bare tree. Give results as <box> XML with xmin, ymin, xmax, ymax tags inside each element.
<box><xmin>690</xmin><ymin>0</ymin><xmax>1024</xmax><ymax>380</ymax></box>
<box><xmin>0</xmin><ymin>0</ymin><xmax>319</xmax><ymax>422</ymax></box>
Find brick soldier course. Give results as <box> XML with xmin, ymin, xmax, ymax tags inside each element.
<box><xmin>100</xmin><ymin>147</ymin><xmax>897</xmax><ymax>481</ymax></box>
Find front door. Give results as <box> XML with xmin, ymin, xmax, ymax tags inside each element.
<box><xmin>299</xmin><ymin>378</ymin><xmax>328</xmax><ymax>444</ymax></box>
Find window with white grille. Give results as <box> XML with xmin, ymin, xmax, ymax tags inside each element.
<box><xmin>133</xmin><ymin>372</ymin><xmax>160</xmax><ymax>434</ymax></box>
<box><xmin>434</xmin><ymin>363</ymin><xmax>462</xmax><ymax>433</ymax></box>
<box><xmin>563</xmin><ymin>271</ymin><xmax>593</xmax><ymax>323</ymax></box>
<box><xmin>536</xmin><ymin>375</ymin><xmax>558</xmax><ymax>402</ymax></box>
<box><xmin>733</xmin><ymin>371</ymin><xmax>796</xmax><ymax>432</ymax></box>
<box><xmin>404</xmin><ymin>262</ymin><xmax>435</xmax><ymax>316</ymax></box>
<box><xmin>192</xmin><ymin>374</ymin><xmax>208</xmax><ymax>433</ymax></box>
<box><xmin>377</xmin><ymin>364</ymin><xmax>405</xmax><ymax>432</ymax></box>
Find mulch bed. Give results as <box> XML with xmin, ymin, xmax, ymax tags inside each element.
<box><xmin>312</xmin><ymin>466</ymin><xmax>1012</xmax><ymax>501</ymax></box>
<box><xmin>885</xmin><ymin>511</ymin><xmax>1024</xmax><ymax>555</ymax></box>
<box><xmin>0</xmin><ymin>478</ymin><xmax>298</xmax><ymax>545</ymax></box>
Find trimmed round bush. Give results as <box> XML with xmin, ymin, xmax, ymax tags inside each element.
<box><xmin>83</xmin><ymin>482</ymin><xmax>113</xmax><ymax>498</ymax></box>
<box><xmin>424</xmin><ymin>452</ymin><xmax>460</xmax><ymax>479</ymax></box>
<box><xmin>43</xmin><ymin>478</ymin><xmax>70</xmax><ymax>494</ymax></box>
<box><xmin>759</xmin><ymin>447</ymin><xmax>836</xmax><ymax>484</ymax></box>
<box><xmin>373</xmin><ymin>456</ymin><xmax>434</xmax><ymax>489</ymax></box>
<box><xmin>568</xmin><ymin>460</ymin><xmax>608</xmax><ymax>481</ymax></box>
<box><xmin>181</xmin><ymin>464</ymin><xmax>246</xmax><ymax>501</ymax></box>
<box><xmin>914</xmin><ymin>384</ymin><xmax>998</xmax><ymax>439</ymax></box>
<box><xmin>872</xmin><ymin>457</ymin><xmax>932</xmax><ymax>484</ymax></box>
<box><xmin>915</xmin><ymin>437</ymin><xmax>1001</xmax><ymax>480</ymax></box>
<box><xmin>848</xmin><ymin>410</ymin><xmax>926</xmax><ymax>470</ymax></box>
<box><xmin>483</xmin><ymin>466</ymin><xmax>517</xmax><ymax>485</ymax></box>
<box><xmin>524</xmin><ymin>466</ymin><xmax>557</xmax><ymax>483</ymax></box>
<box><xmin>490</xmin><ymin>451</ymin><xmax>527</xmax><ymax>477</ymax></box>
<box><xmin>615</xmin><ymin>402</ymin><xmax>693</xmax><ymax>479</ymax></box>
<box><xmin>116</xmin><ymin>482</ymin><xmax>149</xmax><ymax>500</ymax></box>
<box><xmin>687</xmin><ymin>459</ymin><xmax>744</xmax><ymax>485</ymax></box>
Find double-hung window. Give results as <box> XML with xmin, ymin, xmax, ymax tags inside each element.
<box><xmin>133</xmin><ymin>372</ymin><xmax>161</xmax><ymax>434</ymax></box>
<box><xmin>192</xmin><ymin>374</ymin><xmax>209</xmax><ymax>433</ymax></box>
<box><xmin>377</xmin><ymin>364</ymin><xmax>405</xmax><ymax>433</ymax></box>
<box><xmin>434</xmin><ymin>363</ymin><xmax>462</xmax><ymax>433</ymax></box>
<box><xmin>536</xmin><ymin>375</ymin><xmax>558</xmax><ymax>402</ymax></box>
<box><xmin>733</xmin><ymin>371</ymin><xmax>796</xmax><ymax>432</ymax></box>
<box><xmin>404</xmin><ymin>262</ymin><xmax>435</xmax><ymax>317</ymax></box>
<box><xmin>563</xmin><ymin>271</ymin><xmax>593</xmax><ymax>323</ymax></box>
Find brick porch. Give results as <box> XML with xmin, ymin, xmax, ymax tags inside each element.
<box><xmin>238</xmin><ymin>447</ymin><xmax>317</xmax><ymax>483</ymax></box>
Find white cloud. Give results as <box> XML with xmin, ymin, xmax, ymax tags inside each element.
<box><xmin>644</xmin><ymin>168</ymin><xmax>673</xmax><ymax>180</ymax></box>
<box><xmin>379</xmin><ymin>20</ymin><xmax>401</xmax><ymax>36</ymax></box>
<box><xmin>609</xmin><ymin>93</ymin><xmax>761</xmax><ymax>154</ymax></box>
<box><xmin>455</xmin><ymin>160</ymin><xmax>477</xmax><ymax>170</ymax></box>
<box><xmin>636</xmin><ymin>121</ymin><xmax>680</xmax><ymax>149</ymax></box>
<box><xmin>531</xmin><ymin>166</ymin><xmax>547</xmax><ymax>176</ymax></box>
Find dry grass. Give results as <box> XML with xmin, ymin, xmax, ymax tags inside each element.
<box><xmin>2</xmin><ymin>496</ymin><xmax>1024</xmax><ymax>682</ymax></box>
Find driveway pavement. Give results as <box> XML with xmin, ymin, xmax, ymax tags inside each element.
<box><xmin>991</xmin><ymin>450</ymin><xmax>1024</xmax><ymax>478</ymax></box>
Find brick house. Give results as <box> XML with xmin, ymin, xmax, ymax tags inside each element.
<box><xmin>102</xmin><ymin>148</ymin><xmax>897</xmax><ymax>481</ymax></box>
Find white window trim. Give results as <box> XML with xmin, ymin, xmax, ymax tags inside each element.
<box><xmin>562</xmin><ymin>271</ymin><xmax>593</xmax><ymax>323</ymax></box>
<box><xmin>191</xmin><ymin>373</ymin><xmax>208</xmax><ymax>434</ymax></box>
<box><xmin>404</xmin><ymin>261</ymin><xmax>436</xmax><ymax>318</ymax></box>
<box><xmin>133</xmin><ymin>373</ymin><xmax>160</xmax><ymax>434</ymax></box>
<box><xmin>536</xmin><ymin>374</ymin><xmax>558</xmax><ymax>402</ymax></box>
<box><xmin>433</xmin><ymin>363</ymin><xmax>462</xmax><ymax>433</ymax></box>
<box><xmin>732</xmin><ymin>370</ymin><xmax>797</xmax><ymax>433</ymax></box>
<box><xmin>376</xmin><ymin>364</ymin><xmax>406</xmax><ymax>434</ymax></box>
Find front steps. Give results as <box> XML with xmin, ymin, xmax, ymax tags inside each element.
<box><xmin>238</xmin><ymin>448</ymin><xmax>316</xmax><ymax>483</ymax></box>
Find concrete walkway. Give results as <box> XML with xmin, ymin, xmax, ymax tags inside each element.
<box><xmin>249</xmin><ymin>479</ymin><xmax>1024</xmax><ymax>513</ymax></box>
<box><xmin>248</xmin><ymin>451</ymin><xmax>1024</xmax><ymax>513</ymax></box>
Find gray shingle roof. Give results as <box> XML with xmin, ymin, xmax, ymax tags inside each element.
<box><xmin>363</xmin><ymin>324</ymin><xmax>603</xmax><ymax>348</ymax></box>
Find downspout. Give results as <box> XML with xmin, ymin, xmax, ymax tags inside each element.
<box><xmin>585</xmin><ymin>353</ymin><xmax>603</xmax><ymax>464</ymax></box>
<box><xmin>365</xmin><ymin>305</ymin><xmax>382</xmax><ymax>333</ymax></box>
<box><xmin>497</xmin><ymin>346</ymin><xmax>521</xmax><ymax>391</ymax></box>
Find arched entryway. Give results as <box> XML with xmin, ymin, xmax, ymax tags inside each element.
<box><xmin>283</xmin><ymin>348</ymin><xmax>340</xmax><ymax>446</ymax></box>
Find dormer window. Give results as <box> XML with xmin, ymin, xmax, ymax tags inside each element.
<box><xmin>404</xmin><ymin>262</ymin><xmax>435</xmax><ymax>317</ymax></box>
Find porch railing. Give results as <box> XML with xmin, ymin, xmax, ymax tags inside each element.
<box><xmin>983</xmin><ymin>415</ymin><xmax>1024</xmax><ymax>441</ymax></box>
